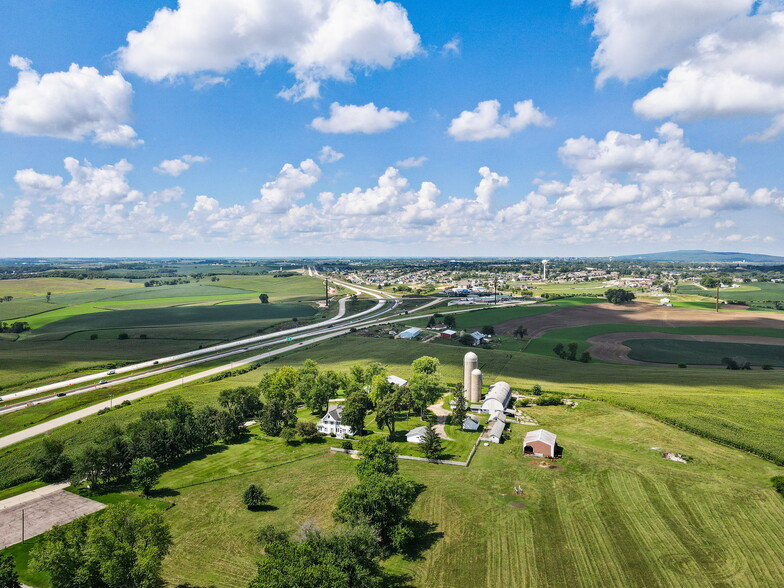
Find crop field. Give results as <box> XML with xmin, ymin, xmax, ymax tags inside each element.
<box><xmin>6</xmin><ymin>398</ymin><xmax>784</xmax><ymax>587</ymax></box>
<box><xmin>626</xmin><ymin>338</ymin><xmax>784</xmax><ymax>367</ymax></box>
<box><xmin>0</xmin><ymin>277</ymin><xmax>140</xmax><ymax>300</ymax></box>
<box><xmin>678</xmin><ymin>282</ymin><xmax>784</xmax><ymax>303</ymax></box>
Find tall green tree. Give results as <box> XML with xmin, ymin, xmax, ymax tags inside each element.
<box><xmin>408</xmin><ymin>373</ymin><xmax>447</xmax><ymax>418</ymax></box>
<box><xmin>419</xmin><ymin>424</ymin><xmax>443</xmax><ymax>462</ymax></box>
<box><xmin>374</xmin><ymin>392</ymin><xmax>398</xmax><ymax>436</ymax></box>
<box><xmin>218</xmin><ymin>386</ymin><xmax>262</xmax><ymax>421</ymax></box>
<box><xmin>411</xmin><ymin>356</ymin><xmax>440</xmax><ymax>375</ymax></box>
<box><xmin>32</xmin><ymin>437</ymin><xmax>72</xmax><ymax>483</ymax></box>
<box><xmin>341</xmin><ymin>391</ymin><xmax>369</xmax><ymax>437</ymax></box>
<box><xmin>368</xmin><ymin>374</ymin><xmax>394</xmax><ymax>408</ymax></box>
<box><xmin>451</xmin><ymin>385</ymin><xmax>467</xmax><ymax>427</ymax></box>
<box><xmin>129</xmin><ymin>457</ymin><xmax>160</xmax><ymax>496</ymax></box>
<box><xmin>250</xmin><ymin>526</ymin><xmax>384</xmax><ymax>588</ymax></box>
<box><xmin>0</xmin><ymin>553</ymin><xmax>20</xmax><ymax>588</ymax></box>
<box><xmin>31</xmin><ymin>503</ymin><xmax>171</xmax><ymax>588</ymax></box>
<box><xmin>355</xmin><ymin>437</ymin><xmax>398</xmax><ymax>481</ymax></box>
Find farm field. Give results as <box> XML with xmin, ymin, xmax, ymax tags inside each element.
<box><xmin>677</xmin><ymin>282</ymin><xmax>784</xmax><ymax>304</ymax></box>
<box><xmin>0</xmin><ymin>277</ymin><xmax>140</xmax><ymax>300</ymax></box>
<box><xmin>6</xmin><ymin>399</ymin><xmax>784</xmax><ymax>587</ymax></box>
<box><xmin>626</xmin><ymin>338</ymin><xmax>784</xmax><ymax>367</ymax></box>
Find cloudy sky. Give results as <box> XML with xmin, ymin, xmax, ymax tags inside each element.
<box><xmin>1</xmin><ymin>0</ymin><xmax>784</xmax><ymax>257</ymax></box>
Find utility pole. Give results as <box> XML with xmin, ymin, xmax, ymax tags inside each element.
<box><xmin>716</xmin><ymin>282</ymin><xmax>720</xmax><ymax>313</ymax></box>
<box><xmin>494</xmin><ymin>276</ymin><xmax>498</xmax><ymax>305</ymax></box>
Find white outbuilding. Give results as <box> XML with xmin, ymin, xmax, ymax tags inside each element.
<box><xmin>399</xmin><ymin>327</ymin><xmax>422</xmax><ymax>339</ymax></box>
<box><xmin>480</xmin><ymin>381</ymin><xmax>512</xmax><ymax>414</ymax></box>
<box><xmin>386</xmin><ymin>375</ymin><xmax>408</xmax><ymax>387</ymax></box>
<box><xmin>462</xmin><ymin>415</ymin><xmax>480</xmax><ymax>431</ymax></box>
<box><xmin>406</xmin><ymin>426</ymin><xmax>428</xmax><ymax>443</ymax></box>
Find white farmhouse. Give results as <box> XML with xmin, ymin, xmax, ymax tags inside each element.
<box><xmin>316</xmin><ymin>404</ymin><xmax>354</xmax><ymax>438</ymax></box>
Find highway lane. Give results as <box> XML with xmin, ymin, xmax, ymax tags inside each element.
<box><xmin>2</xmin><ymin>274</ymin><xmax>392</xmax><ymax>403</ymax></box>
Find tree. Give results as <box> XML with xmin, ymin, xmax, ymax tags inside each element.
<box><xmin>481</xmin><ymin>325</ymin><xmax>495</xmax><ymax>336</ymax></box>
<box><xmin>218</xmin><ymin>386</ymin><xmax>262</xmax><ymax>421</ymax></box>
<box><xmin>374</xmin><ymin>392</ymin><xmax>398</xmax><ymax>435</ymax></box>
<box><xmin>250</xmin><ymin>526</ymin><xmax>384</xmax><ymax>588</ymax></box>
<box><xmin>443</xmin><ymin>314</ymin><xmax>456</xmax><ymax>329</ymax></box>
<box><xmin>457</xmin><ymin>333</ymin><xmax>474</xmax><ymax>346</ymax></box>
<box><xmin>46</xmin><ymin>291</ymin><xmax>51</xmax><ymax>303</ymax></box>
<box><xmin>31</xmin><ymin>503</ymin><xmax>171</xmax><ymax>588</ymax></box>
<box><xmin>700</xmin><ymin>275</ymin><xmax>721</xmax><ymax>289</ymax></box>
<box><xmin>513</xmin><ymin>325</ymin><xmax>528</xmax><ymax>339</ymax></box>
<box><xmin>0</xmin><ymin>553</ymin><xmax>20</xmax><ymax>588</ymax></box>
<box><xmin>118</xmin><ymin>332</ymin><xmax>129</xmax><ymax>340</ymax></box>
<box><xmin>368</xmin><ymin>374</ymin><xmax>395</xmax><ymax>408</ymax></box>
<box><xmin>604</xmin><ymin>288</ymin><xmax>636</xmax><ymax>304</ymax></box>
<box><xmin>566</xmin><ymin>342</ymin><xmax>578</xmax><ymax>361</ymax></box>
<box><xmin>579</xmin><ymin>351</ymin><xmax>592</xmax><ymax>363</ymax></box>
<box><xmin>553</xmin><ymin>343</ymin><xmax>565</xmax><ymax>359</ymax></box>
<box><xmin>130</xmin><ymin>457</ymin><xmax>160</xmax><ymax>496</ymax></box>
<box><xmin>409</xmin><ymin>373</ymin><xmax>448</xmax><ymax>418</ymax></box>
<box><xmin>32</xmin><ymin>437</ymin><xmax>73</xmax><ymax>483</ymax></box>
<box><xmin>662</xmin><ymin>283</ymin><xmax>671</xmax><ymax>293</ymax></box>
<box><xmin>243</xmin><ymin>484</ymin><xmax>269</xmax><ymax>509</ymax></box>
<box><xmin>355</xmin><ymin>437</ymin><xmax>398</xmax><ymax>481</ymax></box>
<box><xmin>295</xmin><ymin>421</ymin><xmax>320</xmax><ymax>441</ymax></box>
<box><xmin>419</xmin><ymin>424</ymin><xmax>443</xmax><ymax>462</ymax></box>
<box><xmin>531</xmin><ymin>384</ymin><xmax>543</xmax><ymax>396</ymax></box>
<box><xmin>72</xmin><ymin>445</ymin><xmax>103</xmax><ymax>490</ymax></box>
<box><xmin>333</xmin><ymin>473</ymin><xmax>418</xmax><ymax>545</ymax></box>
<box><xmin>259</xmin><ymin>293</ymin><xmax>269</xmax><ymax>304</ymax></box>
<box><xmin>411</xmin><ymin>356</ymin><xmax>440</xmax><ymax>375</ymax></box>
<box><xmin>305</xmin><ymin>370</ymin><xmax>341</xmax><ymax>415</ymax></box>
<box><xmin>341</xmin><ymin>391</ymin><xmax>369</xmax><ymax>437</ymax></box>
<box><xmin>451</xmin><ymin>385</ymin><xmax>467</xmax><ymax>427</ymax></box>
<box><xmin>280</xmin><ymin>427</ymin><xmax>296</xmax><ymax>444</ymax></box>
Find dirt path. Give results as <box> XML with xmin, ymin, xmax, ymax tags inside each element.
<box><xmin>427</xmin><ymin>397</ymin><xmax>455</xmax><ymax>441</ymax></box>
<box><xmin>586</xmin><ymin>332</ymin><xmax>784</xmax><ymax>365</ymax></box>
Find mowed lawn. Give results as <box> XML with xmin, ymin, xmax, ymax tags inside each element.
<box><xmin>42</xmin><ymin>400</ymin><xmax>783</xmax><ymax>588</ymax></box>
<box><xmin>627</xmin><ymin>338</ymin><xmax>784</xmax><ymax>367</ymax></box>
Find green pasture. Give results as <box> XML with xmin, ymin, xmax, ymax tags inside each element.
<box><xmin>627</xmin><ymin>339</ymin><xmax>784</xmax><ymax>367</ymax></box>
<box><xmin>678</xmin><ymin>282</ymin><xmax>784</xmax><ymax>303</ymax></box>
<box><xmin>214</xmin><ymin>274</ymin><xmax>327</xmax><ymax>303</ymax></box>
<box><xmin>7</xmin><ymin>399</ymin><xmax>784</xmax><ymax>587</ymax></box>
<box><xmin>0</xmin><ymin>277</ymin><xmax>140</xmax><ymax>299</ymax></box>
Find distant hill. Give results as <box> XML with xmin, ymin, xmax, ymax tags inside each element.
<box><xmin>614</xmin><ymin>250</ymin><xmax>784</xmax><ymax>263</ymax></box>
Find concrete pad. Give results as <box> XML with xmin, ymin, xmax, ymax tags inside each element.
<box><xmin>0</xmin><ymin>490</ymin><xmax>105</xmax><ymax>549</ymax></box>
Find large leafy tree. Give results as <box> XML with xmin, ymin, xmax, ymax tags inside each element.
<box><xmin>341</xmin><ymin>390</ymin><xmax>369</xmax><ymax>437</ymax></box>
<box><xmin>604</xmin><ymin>288</ymin><xmax>636</xmax><ymax>304</ymax></box>
<box><xmin>0</xmin><ymin>553</ymin><xmax>20</xmax><ymax>588</ymax></box>
<box><xmin>411</xmin><ymin>356</ymin><xmax>440</xmax><ymax>375</ymax></box>
<box><xmin>32</xmin><ymin>437</ymin><xmax>72</xmax><ymax>483</ymax></box>
<box><xmin>408</xmin><ymin>373</ymin><xmax>448</xmax><ymax>418</ymax></box>
<box><xmin>355</xmin><ymin>437</ymin><xmax>398</xmax><ymax>481</ymax></box>
<box><xmin>218</xmin><ymin>386</ymin><xmax>262</xmax><ymax>421</ymax></box>
<box><xmin>31</xmin><ymin>503</ymin><xmax>171</xmax><ymax>588</ymax></box>
<box><xmin>129</xmin><ymin>457</ymin><xmax>160</xmax><ymax>496</ymax></box>
<box><xmin>333</xmin><ymin>473</ymin><xmax>417</xmax><ymax>545</ymax></box>
<box><xmin>374</xmin><ymin>392</ymin><xmax>398</xmax><ymax>436</ymax></box>
<box><xmin>250</xmin><ymin>526</ymin><xmax>384</xmax><ymax>588</ymax></box>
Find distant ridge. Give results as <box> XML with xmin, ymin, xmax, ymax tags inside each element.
<box><xmin>614</xmin><ymin>250</ymin><xmax>784</xmax><ymax>263</ymax></box>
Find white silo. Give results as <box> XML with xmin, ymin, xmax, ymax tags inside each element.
<box><xmin>463</xmin><ymin>352</ymin><xmax>478</xmax><ymax>395</ymax></box>
<box><xmin>470</xmin><ymin>368</ymin><xmax>483</xmax><ymax>404</ymax></box>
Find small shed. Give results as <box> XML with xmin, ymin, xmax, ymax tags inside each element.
<box><xmin>406</xmin><ymin>426</ymin><xmax>427</xmax><ymax>443</ymax></box>
<box><xmin>523</xmin><ymin>429</ymin><xmax>557</xmax><ymax>458</ymax></box>
<box><xmin>441</xmin><ymin>329</ymin><xmax>457</xmax><ymax>339</ymax></box>
<box><xmin>386</xmin><ymin>375</ymin><xmax>408</xmax><ymax>387</ymax></box>
<box><xmin>462</xmin><ymin>415</ymin><xmax>480</xmax><ymax>431</ymax></box>
<box><xmin>399</xmin><ymin>327</ymin><xmax>422</xmax><ymax>340</ymax></box>
<box><xmin>488</xmin><ymin>418</ymin><xmax>506</xmax><ymax>443</ymax></box>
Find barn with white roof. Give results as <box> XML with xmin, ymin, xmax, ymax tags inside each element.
<box><xmin>523</xmin><ymin>429</ymin><xmax>558</xmax><ymax>458</ymax></box>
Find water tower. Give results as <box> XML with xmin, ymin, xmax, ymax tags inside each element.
<box><xmin>542</xmin><ymin>259</ymin><xmax>549</xmax><ymax>282</ymax></box>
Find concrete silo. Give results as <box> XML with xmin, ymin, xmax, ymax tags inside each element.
<box><xmin>470</xmin><ymin>368</ymin><xmax>483</xmax><ymax>404</ymax></box>
<box><xmin>463</xmin><ymin>352</ymin><xmax>478</xmax><ymax>395</ymax></box>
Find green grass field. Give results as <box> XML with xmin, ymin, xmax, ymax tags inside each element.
<box><xmin>0</xmin><ymin>277</ymin><xmax>140</xmax><ymax>299</ymax></box>
<box><xmin>8</xmin><ymin>398</ymin><xmax>784</xmax><ymax>587</ymax></box>
<box><xmin>678</xmin><ymin>282</ymin><xmax>784</xmax><ymax>303</ymax></box>
<box><xmin>627</xmin><ymin>339</ymin><xmax>784</xmax><ymax>367</ymax></box>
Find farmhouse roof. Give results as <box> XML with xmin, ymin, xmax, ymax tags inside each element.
<box><xmin>386</xmin><ymin>375</ymin><xmax>408</xmax><ymax>387</ymax></box>
<box><xmin>524</xmin><ymin>429</ymin><xmax>557</xmax><ymax>447</ymax></box>
<box><xmin>463</xmin><ymin>415</ymin><xmax>479</xmax><ymax>426</ymax></box>
<box><xmin>406</xmin><ymin>426</ymin><xmax>427</xmax><ymax>438</ymax></box>
<box><xmin>324</xmin><ymin>404</ymin><xmax>343</xmax><ymax>421</ymax></box>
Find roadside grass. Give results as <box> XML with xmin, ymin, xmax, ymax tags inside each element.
<box><xmin>10</xmin><ymin>399</ymin><xmax>784</xmax><ymax>587</ymax></box>
<box><xmin>627</xmin><ymin>338</ymin><xmax>784</xmax><ymax>367</ymax></box>
<box><xmin>0</xmin><ymin>478</ymin><xmax>47</xmax><ymax>500</ymax></box>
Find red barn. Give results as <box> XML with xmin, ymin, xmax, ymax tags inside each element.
<box><xmin>523</xmin><ymin>429</ymin><xmax>557</xmax><ymax>458</ymax></box>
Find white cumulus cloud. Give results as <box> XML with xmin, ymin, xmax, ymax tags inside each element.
<box><xmin>318</xmin><ymin>145</ymin><xmax>344</xmax><ymax>163</ymax></box>
<box><xmin>395</xmin><ymin>156</ymin><xmax>427</xmax><ymax>168</ymax></box>
<box><xmin>448</xmin><ymin>99</ymin><xmax>553</xmax><ymax>141</ymax></box>
<box><xmin>311</xmin><ymin>102</ymin><xmax>410</xmax><ymax>134</ymax></box>
<box><xmin>255</xmin><ymin>159</ymin><xmax>321</xmax><ymax>213</ymax></box>
<box><xmin>154</xmin><ymin>155</ymin><xmax>209</xmax><ymax>176</ymax></box>
<box><xmin>0</xmin><ymin>57</ymin><xmax>141</xmax><ymax>147</ymax></box>
<box><xmin>118</xmin><ymin>0</ymin><xmax>420</xmax><ymax>100</ymax></box>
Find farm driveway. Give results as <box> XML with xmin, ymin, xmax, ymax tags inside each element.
<box><xmin>0</xmin><ymin>485</ymin><xmax>105</xmax><ymax>548</ymax></box>
<box><xmin>428</xmin><ymin>397</ymin><xmax>455</xmax><ymax>441</ymax></box>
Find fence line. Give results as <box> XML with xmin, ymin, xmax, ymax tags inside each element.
<box><xmin>330</xmin><ymin>447</ymin><xmax>472</xmax><ymax>467</ymax></box>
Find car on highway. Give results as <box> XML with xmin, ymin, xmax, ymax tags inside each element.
<box><xmin>98</xmin><ymin>380</ymin><xmax>108</xmax><ymax>385</ymax></box>
<box><xmin>56</xmin><ymin>392</ymin><xmax>66</xmax><ymax>397</ymax></box>
<box><xmin>243</xmin><ymin>347</ymin><xmax>249</xmax><ymax>351</ymax></box>
<box><xmin>107</xmin><ymin>370</ymin><xmax>116</xmax><ymax>375</ymax></box>
<box><xmin>153</xmin><ymin>361</ymin><xmax>159</xmax><ymax>365</ymax></box>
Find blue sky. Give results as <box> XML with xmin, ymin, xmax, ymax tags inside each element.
<box><xmin>1</xmin><ymin>0</ymin><xmax>783</xmax><ymax>257</ymax></box>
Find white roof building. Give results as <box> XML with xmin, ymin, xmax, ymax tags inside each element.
<box><xmin>386</xmin><ymin>375</ymin><xmax>408</xmax><ymax>387</ymax></box>
<box><xmin>487</xmin><ymin>417</ymin><xmax>506</xmax><ymax>443</ymax></box>
<box><xmin>462</xmin><ymin>415</ymin><xmax>480</xmax><ymax>431</ymax></box>
<box><xmin>399</xmin><ymin>327</ymin><xmax>422</xmax><ymax>339</ymax></box>
<box><xmin>480</xmin><ymin>381</ymin><xmax>512</xmax><ymax>414</ymax></box>
<box><xmin>523</xmin><ymin>429</ymin><xmax>558</xmax><ymax>458</ymax></box>
<box><xmin>406</xmin><ymin>426</ymin><xmax>428</xmax><ymax>443</ymax></box>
